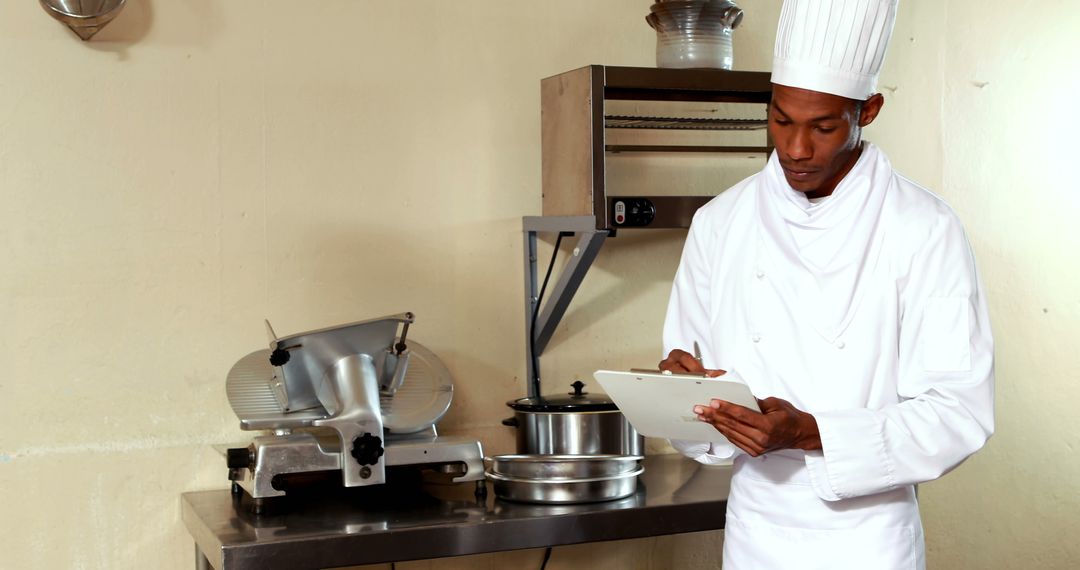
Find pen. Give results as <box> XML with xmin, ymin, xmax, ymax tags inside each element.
<box><xmin>693</xmin><ymin>341</ymin><xmax>702</xmax><ymax>364</ymax></box>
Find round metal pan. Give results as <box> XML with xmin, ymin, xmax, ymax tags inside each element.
<box><xmin>486</xmin><ymin>454</ymin><xmax>643</xmax><ymax>480</ymax></box>
<box><xmin>486</xmin><ymin>466</ymin><xmax>644</xmax><ymax>504</ymax></box>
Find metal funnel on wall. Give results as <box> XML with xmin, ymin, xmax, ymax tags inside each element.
<box><xmin>40</xmin><ymin>0</ymin><xmax>128</xmax><ymax>41</ymax></box>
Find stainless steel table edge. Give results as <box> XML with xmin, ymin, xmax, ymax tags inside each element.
<box><xmin>182</xmin><ymin>455</ymin><xmax>732</xmax><ymax>570</ymax></box>
<box><xmin>182</xmin><ymin>494</ymin><xmax>224</xmax><ymax>570</ymax></box>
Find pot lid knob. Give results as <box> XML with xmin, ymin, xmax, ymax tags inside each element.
<box><xmin>570</xmin><ymin>380</ymin><xmax>586</xmax><ymax>397</ymax></box>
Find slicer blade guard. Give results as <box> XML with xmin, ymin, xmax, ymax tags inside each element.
<box><xmin>269</xmin><ymin>312</ymin><xmax>414</xmax><ymax>414</ymax></box>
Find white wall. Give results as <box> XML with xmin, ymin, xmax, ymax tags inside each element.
<box><xmin>1</xmin><ymin>1</ymin><xmax>1077</xmax><ymax>569</ymax></box>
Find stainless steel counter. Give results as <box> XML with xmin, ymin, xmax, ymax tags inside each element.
<box><xmin>182</xmin><ymin>454</ymin><xmax>731</xmax><ymax>570</ymax></box>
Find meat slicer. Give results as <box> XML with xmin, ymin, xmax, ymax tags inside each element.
<box><xmin>224</xmin><ymin>312</ymin><xmax>484</xmax><ymax>508</ymax></box>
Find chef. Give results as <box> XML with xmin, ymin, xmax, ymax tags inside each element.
<box><xmin>659</xmin><ymin>0</ymin><xmax>994</xmax><ymax>568</ymax></box>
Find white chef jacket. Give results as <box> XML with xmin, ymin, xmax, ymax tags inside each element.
<box><xmin>664</xmin><ymin>143</ymin><xmax>994</xmax><ymax>569</ymax></box>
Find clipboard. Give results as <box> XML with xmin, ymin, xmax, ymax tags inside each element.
<box><xmin>592</xmin><ymin>369</ymin><xmax>759</xmax><ymax>443</ymax></box>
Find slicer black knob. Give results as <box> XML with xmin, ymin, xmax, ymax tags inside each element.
<box><xmin>269</xmin><ymin>348</ymin><xmax>291</xmax><ymax>366</ymax></box>
<box><xmin>226</xmin><ymin>447</ymin><xmax>253</xmax><ymax>469</ymax></box>
<box><xmin>350</xmin><ymin>433</ymin><xmax>385</xmax><ymax>466</ymax></box>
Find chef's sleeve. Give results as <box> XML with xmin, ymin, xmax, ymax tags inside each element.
<box><xmin>663</xmin><ymin>209</ymin><xmax>742</xmax><ymax>462</ymax></box>
<box><xmin>803</xmin><ymin>210</ymin><xmax>995</xmax><ymax>501</ymax></box>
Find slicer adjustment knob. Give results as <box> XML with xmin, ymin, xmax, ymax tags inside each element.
<box><xmin>350</xmin><ymin>433</ymin><xmax>384</xmax><ymax>466</ymax></box>
<box><xmin>226</xmin><ymin>447</ymin><xmax>253</xmax><ymax>469</ymax></box>
<box><xmin>269</xmin><ymin>348</ymin><xmax>291</xmax><ymax>366</ymax></box>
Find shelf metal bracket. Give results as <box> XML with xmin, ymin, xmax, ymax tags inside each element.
<box><xmin>523</xmin><ymin>216</ymin><xmax>608</xmax><ymax>399</ymax></box>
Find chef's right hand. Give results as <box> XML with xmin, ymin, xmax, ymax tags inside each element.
<box><xmin>659</xmin><ymin>349</ymin><xmax>726</xmax><ymax>377</ymax></box>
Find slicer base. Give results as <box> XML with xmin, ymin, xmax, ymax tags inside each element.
<box><xmin>229</xmin><ymin>430</ymin><xmax>484</xmax><ymax>504</ymax></box>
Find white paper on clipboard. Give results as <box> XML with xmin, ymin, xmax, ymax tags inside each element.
<box><xmin>593</xmin><ymin>369</ymin><xmax>759</xmax><ymax>443</ymax></box>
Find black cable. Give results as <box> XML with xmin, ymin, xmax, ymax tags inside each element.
<box><xmin>539</xmin><ymin>546</ymin><xmax>553</xmax><ymax>570</ymax></box>
<box><xmin>529</xmin><ymin>232</ymin><xmax>569</xmax><ymax>394</ymax></box>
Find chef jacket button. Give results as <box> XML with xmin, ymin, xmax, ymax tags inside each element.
<box><xmin>755</xmin><ymin>270</ymin><xmax>765</xmax><ymax>280</ymax></box>
<box><xmin>751</xmin><ymin>335</ymin><xmax>762</xmax><ymax>343</ymax></box>
<box><xmin>835</xmin><ymin>340</ymin><xmax>845</xmax><ymax>349</ymax></box>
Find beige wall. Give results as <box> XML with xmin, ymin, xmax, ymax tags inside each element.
<box><xmin>1</xmin><ymin>1</ymin><xmax>1076</xmax><ymax>569</ymax></box>
<box><xmin>922</xmin><ymin>1</ymin><xmax>1080</xmax><ymax>568</ymax></box>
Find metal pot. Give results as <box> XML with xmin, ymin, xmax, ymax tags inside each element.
<box><xmin>502</xmin><ymin>381</ymin><xmax>644</xmax><ymax>456</ymax></box>
<box><xmin>486</xmin><ymin>454</ymin><xmax>643</xmax><ymax>480</ymax></box>
<box><xmin>485</xmin><ymin>453</ymin><xmax>644</xmax><ymax>504</ymax></box>
<box><xmin>486</xmin><ymin>466</ymin><xmax>644</xmax><ymax>504</ymax></box>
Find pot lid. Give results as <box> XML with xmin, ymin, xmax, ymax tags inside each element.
<box><xmin>507</xmin><ymin>380</ymin><xmax>619</xmax><ymax>412</ymax></box>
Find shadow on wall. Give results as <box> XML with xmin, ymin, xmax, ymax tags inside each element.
<box><xmin>48</xmin><ymin>0</ymin><xmax>225</xmax><ymax>59</ymax></box>
<box><xmin>93</xmin><ymin>0</ymin><xmax>153</xmax><ymax>44</ymax></box>
<box><xmin>281</xmin><ymin>219</ymin><xmax>530</xmax><ymax>448</ymax></box>
<box><xmin>541</xmin><ymin>228</ymin><xmax>688</xmax><ymax>354</ymax></box>
<box><xmin>40</xmin><ymin>0</ymin><xmax>150</xmax><ymax>59</ymax></box>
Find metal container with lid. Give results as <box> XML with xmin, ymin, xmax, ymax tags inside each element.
<box><xmin>502</xmin><ymin>380</ymin><xmax>644</xmax><ymax>456</ymax></box>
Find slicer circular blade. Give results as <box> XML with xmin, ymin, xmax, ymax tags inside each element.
<box><xmin>226</xmin><ymin>349</ymin><xmax>327</xmax><ymax>430</ymax></box>
<box><xmin>382</xmin><ymin>339</ymin><xmax>454</xmax><ymax>434</ymax></box>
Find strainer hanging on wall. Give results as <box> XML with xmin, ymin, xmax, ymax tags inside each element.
<box><xmin>40</xmin><ymin>0</ymin><xmax>127</xmax><ymax>41</ymax></box>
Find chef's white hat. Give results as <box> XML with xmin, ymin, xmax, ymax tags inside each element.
<box><xmin>772</xmin><ymin>0</ymin><xmax>899</xmax><ymax>100</ymax></box>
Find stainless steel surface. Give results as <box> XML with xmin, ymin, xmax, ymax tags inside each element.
<box><xmin>522</xmin><ymin>227</ymin><xmax>609</xmax><ymax>398</ymax></box>
<box><xmin>224</xmin><ymin>313</ymin><xmax>483</xmax><ymax>501</ymax></box>
<box><xmin>522</xmin><ymin>226</ymin><xmax>540</xmax><ymax>397</ymax></box>
<box><xmin>605</xmin><ymin>115</ymin><xmax>766</xmax><ymax>130</ymax></box>
<box><xmin>271</xmin><ymin>313</ymin><xmax>412</xmax><ymax>413</ymax></box>
<box><xmin>379</xmin><ymin>339</ymin><xmax>453</xmax><ymax>434</ymax></box>
<box><xmin>521</xmin><ymin>215</ymin><xmax>597</xmax><ymax>233</ymax></box>
<box><xmin>511</xmin><ymin>409</ymin><xmax>644</xmax><ymax>456</ymax></box>
<box><xmin>264</xmin><ymin>319</ymin><xmax>278</xmax><ymax>344</ymax></box>
<box><xmin>540</xmin><ymin>65</ymin><xmax>771</xmax><ymax>229</ymax></box>
<box><xmin>227</xmin><ymin>350</ymin><xmax>327</xmax><ymax>431</ymax></box>
<box><xmin>530</xmin><ymin>229</ymin><xmax>608</xmax><ymax>359</ymax></box>
<box><xmin>486</xmin><ymin>454</ymin><xmax>643</xmax><ymax>480</ymax></box>
<box><xmin>383</xmin><ymin>434</ymin><xmax>484</xmax><ymax>485</ymax></box>
<box><xmin>523</xmin><ymin>221</ymin><xmax>610</xmax><ymax>398</ymax></box>
<box><xmin>39</xmin><ymin>0</ymin><xmax>127</xmax><ymax>40</ymax></box>
<box><xmin>524</xmin><ymin>227</ymin><xmax>539</xmax><ymax>394</ymax></box>
<box><xmin>311</xmin><ymin>353</ymin><xmax>387</xmax><ymax>487</ymax></box>
<box><xmin>234</xmin><ymin>432</ymin><xmax>340</xmax><ymax>499</ymax></box>
<box><xmin>600</xmin><ymin>66</ymin><xmax>773</xmax><ymax>102</ymax></box>
<box><xmin>227</xmin><ymin>338</ymin><xmax>452</xmax><ymax>434</ymax></box>
<box><xmin>487</xmin><ymin>465</ymin><xmax>643</xmax><ymax>504</ymax></box>
<box><xmin>606</xmin><ymin>145</ymin><xmax>774</xmax><ymax>154</ymax></box>
<box><xmin>183</xmin><ymin>454</ymin><xmax>732</xmax><ymax>570</ymax></box>
<box><xmin>381</xmin><ymin>348</ymin><xmax>411</xmax><ymax>395</ymax></box>
<box><xmin>232</xmin><ymin>429</ymin><xmax>485</xmax><ymax>500</ymax></box>
<box><xmin>527</xmin><ymin>68</ymin><xmax>771</xmax><ymax>415</ymax></box>
<box><xmin>195</xmin><ymin>545</ymin><xmax>211</xmax><ymax>570</ymax></box>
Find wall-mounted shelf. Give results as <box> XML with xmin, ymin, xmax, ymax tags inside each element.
<box><xmin>604</xmin><ymin>116</ymin><xmax>768</xmax><ymax>131</ymax></box>
<box><xmin>541</xmin><ymin>65</ymin><xmax>773</xmax><ymax>232</ymax></box>
<box><xmin>526</xmin><ymin>65</ymin><xmax>774</xmax><ymax>396</ymax></box>
<box><xmin>604</xmin><ymin>116</ymin><xmax>769</xmax><ymax>153</ymax></box>
<box><xmin>606</xmin><ymin>145</ymin><xmax>773</xmax><ymax>154</ymax></box>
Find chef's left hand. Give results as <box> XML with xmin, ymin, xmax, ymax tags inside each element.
<box><xmin>693</xmin><ymin>397</ymin><xmax>822</xmax><ymax>456</ymax></box>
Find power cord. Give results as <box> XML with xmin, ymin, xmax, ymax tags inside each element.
<box><xmin>539</xmin><ymin>546</ymin><xmax>553</xmax><ymax>570</ymax></box>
